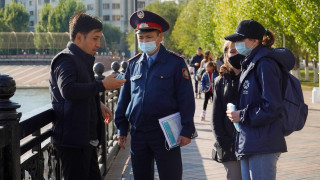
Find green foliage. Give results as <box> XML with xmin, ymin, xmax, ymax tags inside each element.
<box><xmin>143</xmin><ymin>0</ymin><xmax>180</xmax><ymax>51</ymax></box>
<box><xmin>36</xmin><ymin>0</ymin><xmax>85</xmax><ymax>32</ymax></box>
<box><xmin>173</xmin><ymin>0</ymin><xmax>320</xmax><ymax>60</ymax></box>
<box><xmin>0</xmin><ymin>1</ymin><xmax>29</xmax><ymax>32</ymax></box>
<box><xmin>103</xmin><ymin>23</ymin><xmax>123</xmax><ymax>51</ymax></box>
<box><xmin>171</xmin><ymin>0</ymin><xmax>202</xmax><ymax>57</ymax></box>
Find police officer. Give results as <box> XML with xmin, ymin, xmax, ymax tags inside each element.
<box><xmin>114</xmin><ymin>10</ymin><xmax>196</xmax><ymax>180</ymax></box>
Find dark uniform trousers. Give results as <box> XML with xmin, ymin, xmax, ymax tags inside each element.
<box><xmin>56</xmin><ymin>145</ymin><xmax>101</xmax><ymax>180</ymax></box>
<box><xmin>131</xmin><ymin>129</ymin><xmax>182</xmax><ymax>180</ymax></box>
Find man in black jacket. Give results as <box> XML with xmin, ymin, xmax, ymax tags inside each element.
<box><xmin>190</xmin><ymin>47</ymin><xmax>203</xmax><ymax>98</ymax></box>
<box><xmin>49</xmin><ymin>12</ymin><xmax>125</xmax><ymax>180</ymax></box>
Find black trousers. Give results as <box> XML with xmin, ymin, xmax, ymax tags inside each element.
<box><xmin>194</xmin><ymin>75</ymin><xmax>199</xmax><ymax>94</ymax></box>
<box><xmin>203</xmin><ymin>91</ymin><xmax>213</xmax><ymax>110</ymax></box>
<box><xmin>131</xmin><ymin>129</ymin><xmax>182</xmax><ymax>180</ymax></box>
<box><xmin>56</xmin><ymin>145</ymin><xmax>101</xmax><ymax>180</ymax></box>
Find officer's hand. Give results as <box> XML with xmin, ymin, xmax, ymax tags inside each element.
<box><xmin>177</xmin><ymin>136</ymin><xmax>191</xmax><ymax>147</ymax></box>
<box><xmin>100</xmin><ymin>102</ymin><xmax>113</xmax><ymax>122</ymax></box>
<box><xmin>226</xmin><ymin>110</ymin><xmax>240</xmax><ymax>123</ymax></box>
<box><xmin>102</xmin><ymin>74</ymin><xmax>126</xmax><ymax>90</ymax></box>
<box><xmin>118</xmin><ymin>136</ymin><xmax>127</xmax><ymax>149</ymax></box>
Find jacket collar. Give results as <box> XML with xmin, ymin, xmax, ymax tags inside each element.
<box><xmin>67</xmin><ymin>42</ymin><xmax>95</xmax><ymax>66</ymax></box>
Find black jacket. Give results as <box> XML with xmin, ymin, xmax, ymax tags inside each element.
<box><xmin>190</xmin><ymin>54</ymin><xmax>203</xmax><ymax>72</ymax></box>
<box><xmin>211</xmin><ymin>71</ymin><xmax>239</xmax><ymax>162</ymax></box>
<box><xmin>49</xmin><ymin>42</ymin><xmax>106</xmax><ymax>147</ymax></box>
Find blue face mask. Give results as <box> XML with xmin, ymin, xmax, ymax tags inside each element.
<box><xmin>138</xmin><ymin>41</ymin><xmax>158</xmax><ymax>54</ymax></box>
<box><xmin>235</xmin><ymin>42</ymin><xmax>253</xmax><ymax>56</ymax></box>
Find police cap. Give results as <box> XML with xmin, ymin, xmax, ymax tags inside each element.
<box><xmin>129</xmin><ymin>10</ymin><xmax>170</xmax><ymax>34</ymax></box>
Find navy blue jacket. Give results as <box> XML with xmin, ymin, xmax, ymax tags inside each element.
<box><xmin>115</xmin><ymin>44</ymin><xmax>196</xmax><ymax>138</ymax></box>
<box><xmin>236</xmin><ymin>46</ymin><xmax>294</xmax><ymax>158</ymax></box>
<box><xmin>49</xmin><ymin>42</ymin><xmax>106</xmax><ymax>147</ymax></box>
<box><xmin>190</xmin><ymin>54</ymin><xmax>203</xmax><ymax>73</ymax></box>
<box><xmin>201</xmin><ymin>71</ymin><xmax>218</xmax><ymax>92</ymax></box>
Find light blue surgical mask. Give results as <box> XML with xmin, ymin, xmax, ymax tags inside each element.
<box><xmin>138</xmin><ymin>41</ymin><xmax>158</xmax><ymax>54</ymax></box>
<box><xmin>235</xmin><ymin>42</ymin><xmax>253</xmax><ymax>56</ymax></box>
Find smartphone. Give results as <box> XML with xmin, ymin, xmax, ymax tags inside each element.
<box><xmin>115</xmin><ymin>73</ymin><xmax>124</xmax><ymax>79</ymax></box>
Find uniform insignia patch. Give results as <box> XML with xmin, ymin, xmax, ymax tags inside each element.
<box><xmin>137</xmin><ymin>11</ymin><xmax>144</xmax><ymax>19</ymax></box>
<box><xmin>182</xmin><ymin>68</ymin><xmax>190</xmax><ymax>80</ymax></box>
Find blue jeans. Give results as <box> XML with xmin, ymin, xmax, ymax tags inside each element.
<box><xmin>241</xmin><ymin>153</ymin><xmax>281</xmax><ymax>180</ymax></box>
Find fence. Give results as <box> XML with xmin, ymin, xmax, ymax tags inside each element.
<box><xmin>0</xmin><ymin>61</ymin><xmax>126</xmax><ymax>179</ymax></box>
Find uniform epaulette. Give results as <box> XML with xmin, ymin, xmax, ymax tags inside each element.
<box><xmin>128</xmin><ymin>53</ymin><xmax>142</xmax><ymax>62</ymax></box>
<box><xmin>169</xmin><ymin>51</ymin><xmax>184</xmax><ymax>59</ymax></box>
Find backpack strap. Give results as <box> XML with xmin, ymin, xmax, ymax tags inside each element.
<box><xmin>253</xmin><ymin>57</ymin><xmax>287</xmax><ymax>99</ymax></box>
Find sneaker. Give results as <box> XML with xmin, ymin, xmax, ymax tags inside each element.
<box><xmin>199</xmin><ymin>93</ymin><xmax>202</xmax><ymax>99</ymax></box>
<box><xmin>195</xmin><ymin>93</ymin><xmax>198</xmax><ymax>98</ymax></box>
<box><xmin>200</xmin><ymin>110</ymin><xmax>206</xmax><ymax>121</ymax></box>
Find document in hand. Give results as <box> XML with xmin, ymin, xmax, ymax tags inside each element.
<box><xmin>159</xmin><ymin>112</ymin><xmax>183</xmax><ymax>149</ymax></box>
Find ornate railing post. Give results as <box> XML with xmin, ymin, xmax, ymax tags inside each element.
<box><xmin>0</xmin><ymin>73</ymin><xmax>22</xmax><ymax>180</ymax></box>
<box><xmin>93</xmin><ymin>62</ymin><xmax>107</xmax><ymax>175</ymax></box>
<box><xmin>120</xmin><ymin>61</ymin><xmax>128</xmax><ymax>74</ymax></box>
<box><xmin>111</xmin><ymin>61</ymin><xmax>120</xmax><ymax>75</ymax></box>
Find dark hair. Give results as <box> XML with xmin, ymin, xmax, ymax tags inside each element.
<box><xmin>261</xmin><ymin>29</ymin><xmax>275</xmax><ymax>49</ymax></box>
<box><xmin>69</xmin><ymin>12</ymin><xmax>103</xmax><ymax>41</ymax></box>
<box><xmin>204</xmin><ymin>50</ymin><xmax>211</xmax><ymax>62</ymax></box>
<box><xmin>207</xmin><ymin>61</ymin><xmax>218</xmax><ymax>72</ymax></box>
<box><xmin>198</xmin><ymin>47</ymin><xmax>202</xmax><ymax>50</ymax></box>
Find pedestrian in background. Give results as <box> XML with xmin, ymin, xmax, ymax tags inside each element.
<box><xmin>225</xmin><ymin>19</ymin><xmax>293</xmax><ymax>180</ymax></box>
<box><xmin>211</xmin><ymin>41</ymin><xmax>244</xmax><ymax>180</ymax></box>
<box><xmin>114</xmin><ymin>10</ymin><xmax>196</xmax><ymax>180</ymax></box>
<box><xmin>190</xmin><ymin>47</ymin><xmax>203</xmax><ymax>98</ymax></box>
<box><xmin>49</xmin><ymin>12</ymin><xmax>125</xmax><ymax>180</ymax></box>
<box><xmin>200</xmin><ymin>61</ymin><xmax>218</xmax><ymax>121</ymax></box>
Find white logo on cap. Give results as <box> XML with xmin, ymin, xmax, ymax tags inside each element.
<box><xmin>137</xmin><ymin>11</ymin><xmax>144</xmax><ymax>19</ymax></box>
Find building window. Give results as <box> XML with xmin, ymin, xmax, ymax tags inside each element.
<box><xmin>103</xmin><ymin>3</ymin><xmax>109</xmax><ymax>9</ymax></box>
<box><xmin>112</xmin><ymin>3</ymin><xmax>120</xmax><ymax>9</ymax></box>
<box><xmin>30</xmin><ymin>11</ymin><xmax>33</xmax><ymax>16</ymax></box>
<box><xmin>112</xmin><ymin>15</ymin><xmax>120</xmax><ymax>21</ymax></box>
<box><xmin>29</xmin><ymin>1</ymin><xmax>32</xmax><ymax>5</ymax></box>
<box><xmin>87</xmin><ymin>4</ymin><xmax>94</xmax><ymax>10</ymax></box>
<box><xmin>38</xmin><ymin>0</ymin><xmax>42</xmax><ymax>5</ymax></box>
<box><xmin>137</xmin><ymin>1</ymin><xmax>145</xmax><ymax>9</ymax></box>
<box><xmin>44</xmin><ymin>0</ymin><xmax>50</xmax><ymax>4</ymax></box>
<box><xmin>103</xmin><ymin>15</ymin><xmax>110</xmax><ymax>21</ymax></box>
<box><xmin>30</xmin><ymin>21</ymin><xmax>34</xmax><ymax>26</ymax></box>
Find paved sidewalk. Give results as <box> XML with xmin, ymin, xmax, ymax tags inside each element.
<box><xmin>106</xmin><ymin>89</ymin><xmax>320</xmax><ymax>180</ymax></box>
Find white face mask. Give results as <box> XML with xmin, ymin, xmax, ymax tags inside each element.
<box><xmin>138</xmin><ymin>41</ymin><xmax>158</xmax><ymax>54</ymax></box>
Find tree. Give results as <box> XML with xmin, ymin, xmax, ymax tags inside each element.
<box><xmin>171</xmin><ymin>0</ymin><xmax>202</xmax><ymax>57</ymax></box>
<box><xmin>143</xmin><ymin>0</ymin><xmax>181</xmax><ymax>51</ymax></box>
<box><xmin>102</xmin><ymin>23</ymin><xmax>123</xmax><ymax>52</ymax></box>
<box><xmin>36</xmin><ymin>0</ymin><xmax>85</xmax><ymax>32</ymax></box>
<box><xmin>0</xmin><ymin>1</ymin><xmax>29</xmax><ymax>32</ymax></box>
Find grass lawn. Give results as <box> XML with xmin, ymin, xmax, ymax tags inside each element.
<box><xmin>300</xmin><ymin>69</ymin><xmax>319</xmax><ymax>90</ymax></box>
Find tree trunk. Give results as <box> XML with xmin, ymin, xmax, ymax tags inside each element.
<box><xmin>305</xmin><ymin>53</ymin><xmax>309</xmax><ymax>81</ymax></box>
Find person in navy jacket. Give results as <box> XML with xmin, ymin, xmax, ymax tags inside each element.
<box><xmin>114</xmin><ymin>10</ymin><xmax>196</xmax><ymax>180</ymax></box>
<box><xmin>225</xmin><ymin>19</ymin><xmax>294</xmax><ymax>180</ymax></box>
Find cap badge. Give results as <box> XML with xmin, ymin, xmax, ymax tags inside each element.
<box><xmin>137</xmin><ymin>11</ymin><xmax>144</xmax><ymax>19</ymax></box>
<box><xmin>139</xmin><ymin>23</ymin><xmax>149</xmax><ymax>28</ymax></box>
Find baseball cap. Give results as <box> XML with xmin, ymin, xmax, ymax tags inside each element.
<box><xmin>224</xmin><ymin>19</ymin><xmax>266</xmax><ymax>42</ymax></box>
